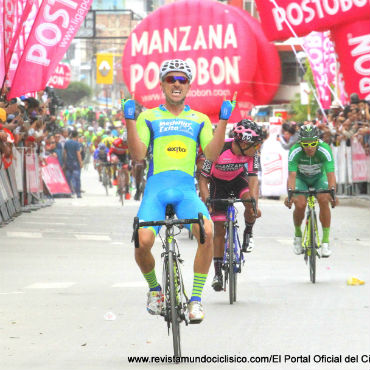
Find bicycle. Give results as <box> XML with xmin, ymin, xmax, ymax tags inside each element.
<box><xmin>288</xmin><ymin>188</ymin><xmax>336</xmax><ymax>284</ymax></box>
<box><xmin>116</xmin><ymin>161</ymin><xmax>129</xmax><ymax>205</ymax></box>
<box><xmin>207</xmin><ymin>196</ymin><xmax>256</xmax><ymax>304</ymax></box>
<box><xmin>132</xmin><ymin>206</ymin><xmax>205</xmax><ymax>358</ymax></box>
<box><xmin>100</xmin><ymin>162</ymin><xmax>112</xmax><ymax>196</ymax></box>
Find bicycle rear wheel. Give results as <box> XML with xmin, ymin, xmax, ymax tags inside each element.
<box><xmin>309</xmin><ymin>212</ymin><xmax>316</xmax><ymax>283</ymax></box>
<box><xmin>118</xmin><ymin>170</ymin><xmax>125</xmax><ymax>205</ymax></box>
<box><xmin>102</xmin><ymin>167</ymin><xmax>109</xmax><ymax>196</ymax></box>
<box><xmin>168</xmin><ymin>249</ymin><xmax>181</xmax><ymax>357</ymax></box>
<box><xmin>228</xmin><ymin>219</ymin><xmax>235</xmax><ymax>305</ymax></box>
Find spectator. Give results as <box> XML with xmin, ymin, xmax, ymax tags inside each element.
<box><xmin>63</xmin><ymin>130</ymin><xmax>83</xmax><ymax>198</ymax></box>
<box><xmin>277</xmin><ymin>122</ymin><xmax>299</xmax><ymax>150</ymax></box>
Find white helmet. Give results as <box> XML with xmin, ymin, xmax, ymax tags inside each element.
<box><xmin>121</xmin><ymin>131</ymin><xmax>128</xmax><ymax>142</ymax></box>
<box><xmin>159</xmin><ymin>59</ymin><xmax>193</xmax><ymax>82</ymax></box>
<box><xmin>88</xmin><ymin>126</ymin><xmax>94</xmax><ymax>132</ymax></box>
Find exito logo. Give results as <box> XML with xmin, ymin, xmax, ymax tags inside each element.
<box><xmin>166</xmin><ymin>141</ymin><xmax>188</xmax><ymax>159</ymax></box>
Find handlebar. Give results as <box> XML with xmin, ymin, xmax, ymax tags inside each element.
<box><xmin>132</xmin><ymin>212</ymin><xmax>206</xmax><ymax>248</ymax></box>
<box><xmin>287</xmin><ymin>188</ymin><xmax>336</xmax><ymax>208</ymax></box>
<box><xmin>206</xmin><ymin>197</ymin><xmax>257</xmax><ymax>217</ymax></box>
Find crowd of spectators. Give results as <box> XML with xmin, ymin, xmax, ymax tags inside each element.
<box><xmin>275</xmin><ymin>93</ymin><xmax>370</xmax><ymax>155</ymax></box>
<box><xmin>0</xmin><ymin>87</ymin><xmax>127</xmax><ymax>197</ymax></box>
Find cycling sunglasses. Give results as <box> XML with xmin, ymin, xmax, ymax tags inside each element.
<box><xmin>164</xmin><ymin>76</ymin><xmax>189</xmax><ymax>84</ymax></box>
<box><xmin>301</xmin><ymin>141</ymin><xmax>318</xmax><ymax>148</ymax></box>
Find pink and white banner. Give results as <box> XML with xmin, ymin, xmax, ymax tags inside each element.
<box><xmin>255</xmin><ymin>0</ymin><xmax>370</xmax><ymax>42</ymax></box>
<box><xmin>41</xmin><ymin>156</ymin><xmax>71</xmax><ymax>195</ymax></box>
<box><xmin>47</xmin><ymin>62</ymin><xmax>71</xmax><ymax>89</ymax></box>
<box><xmin>6</xmin><ymin>0</ymin><xmax>41</xmax><ymax>84</ymax></box>
<box><xmin>331</xmin><ymin>19</ymin><xmax>370</xmax><ymax>101</ymax></box>
<box><xmin>8</xmin><ymin>0</ymin><xmax>93</xmax><ymax>99</ymax></box>
<box><xmin>303</xmin><ymin>32</ymin><xmax>333</xmax><ymax>109</ymax></box>
<box><xmin>0</xmin><ymin>2</ymin><xmax>5</xmax><ymax>84</ymax></box>
<box><xmin>3</xmin><ymin>0</ymin><xmax>34</xmax><ymax>72</ymax></box>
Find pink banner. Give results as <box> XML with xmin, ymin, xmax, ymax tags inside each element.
<box><xmin>47</xmin><ymin>62</ymin><xmax>71</xmax><ymax>89</ymax></box>
<box><xmin>255</xmin><ymin>0</ymin><xmax>370</xmax><ymax>42</ymax></box>
<box><xmin>331</xmin><ymin>19</ymin><xmax>370</xmax><ymax>101</ymax></box>
<box><xmin>122</xmin><ymin>0</ymin><xmax>280</xmax><ymax>120</ymax></box>
<box><xmin>303</xmin><ymin>32</ymin><xmax>331</xmax><ymax>109</ymax></box>
<box><xmin>0</xmin><ymin>2</ymin><xmax>5</xmax><ymax>84</ymax></box>
<box><xmin>6</xmin><ymin>0</ymin><xmax>40</xmax><ymax>85</ymax></box>
<box><xmin>351</xmin><ymin>137</ymin><xmax>370</xmax><ymax>182</ymax></box>
<box><xmin>8</xmin><ymin>0</ymin><xmax>93</xmax><ymax>99</ymax></box>
<box><xmin>3</xmin><ymin>0</ymin><xmax>34</xmax><ymax>72</ymax></box>
<box><xmin>41</xmin><ymin>156</ymin><xmax>71</xmax><ymax>195</ymax></box>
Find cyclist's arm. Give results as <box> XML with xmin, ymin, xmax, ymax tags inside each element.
<box><xmin>203</xmin><ymin>119</ymin><xmax>228</xmax><ymax>161</ymax></box>
<box><xmin>198</xmin><ymin>174</ymin><xmax>210</xmax><ymax>204</ymax></box>
<box><xmin>126</xmin><ymin>118</ymin><xmax>147</xmax><ymax>161</ymax></box>
<box><xmin>326</xmin><ymin>171</ymin><xmax>336</xmax><ymax>190</ymax></box>
<box><xmin>248</xmin><ymin>175</ymin><xmax>259</xmax><ymax>204</ymax></box>
<box><xmin>287</xmin><ymin>171</ymin><xmax>297</xmax><ymax>190</ymax></box>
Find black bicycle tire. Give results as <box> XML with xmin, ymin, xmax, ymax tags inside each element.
<box><xmin>228</xmin><ymin>219</ymin><xmax>235</xmax><ymax>305</ymax></box>
<box><xmin>309</xmin><ymin>210</ymin><xmax>316</xmax><ymax>284</ymax></box>
<box><xmin>118</xmin><ymin>170</ymin><xmax>125</xmax><ymax>205</ymax></box>
<box><xmin>103</xmin><ymin>167</ymin><xmax>109</xmax><ymax>196</ymax></box>
<box><xmin>168</xmin><ymin>247</ymin><xmax>181</xmax><ymax>357</ymax></box>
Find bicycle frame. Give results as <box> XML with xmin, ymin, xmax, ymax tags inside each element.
<box><xmin>223</xmin><ymin>204</ymin><xmax>244</xmax><ymax>275</ymax></box>
<box><xmin>288</xmin><ymin>188</ymin><xmax>335</xmax><ymax>283</ymax></box>
<box><xmin>207</xmin><ymin>196</ymin><xmax>256</xmax><ymax>304</ymax></box>
<box><xmin>132</xmin><ymin>210</ymin><xmax>205</xmax><ymax>357</ymax></box>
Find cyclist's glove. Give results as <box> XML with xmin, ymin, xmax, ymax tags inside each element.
<box><xmin>219</xmin><ymin>99</ymin><xmax>236</xmax><ymax>120</ymax></box>
<box><xmin>121</xmin><ymin>98</ymin><xmax>136</xmax><ymax>120</ymax></box>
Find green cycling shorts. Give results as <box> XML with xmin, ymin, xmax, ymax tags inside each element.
<box><xmin>295</xmin><ymin>173</ymin><xmax>328</xmax><ymax>193</ymax></box>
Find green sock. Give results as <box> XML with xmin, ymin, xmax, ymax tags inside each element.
<box><xmin>143</xmin><ymin>269</ymin><xmax>160</xmax><ymax>291</ymax></box>
<box><xmin>190</xmin><ymin>273</ymin><xmax>207</xmax><ymax>302</ymax></box>
<box><xmin>295</xmin><ymin>226</ymin><xmax>302</xmax><ymax>237</ymax></box>
<box><xmin>322</xmin><ymin>227</ymin><xmax>330</xmax><ymax>243</ymax></box>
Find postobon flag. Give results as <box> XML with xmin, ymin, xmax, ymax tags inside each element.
<box><xmin>96</xmin><ymin>54</ymin><xmax>113</xmax><ymax>84</ymax></box>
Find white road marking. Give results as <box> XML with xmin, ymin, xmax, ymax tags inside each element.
<box><xmin>277</xmin><ymin>239</ymin><xmax>293</xmax><ymax>245</ymax></box>
<box><xmin>112</xmin><ymin>282</ymin><xmax>147</xmax><ymax>288</ymax></box>
<box><xmin>6</xmin><ymin>232</ymin><xmax>42</xmax><ymax>238</ymax></box>
<box><xmin>25</xmin><ymin>282</ymin><xmax>76</xmax><ymax>289</ymax></box>
<box><xmin>0</xmin><ymin>291</ymin><xmax>24</xmax><ymax>295</ymax></box>
<box><xmin>75</xmin><ymin>234</ymin><xmax>111</xmax><ymax>241</ymax></box>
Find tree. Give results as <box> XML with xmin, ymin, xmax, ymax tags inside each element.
<box><xmin>55</xmin><ymin>81</ymin><xmax>92</xmax><ymax>106</ymax></box>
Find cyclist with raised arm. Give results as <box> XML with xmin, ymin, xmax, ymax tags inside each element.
<box><xmin>122</xmin><ymin>59</ymin><xmax>236</xmax><ymax>323</ymax></box>
<box><xmin>198</xmin><ymin>119</ymin><xmax>263</xmax><ymax>291</ymax></box>
<box><xmin>285</xmin><ymin>124</ymin><xmax>337</xmax><ymax>257</ymax></box>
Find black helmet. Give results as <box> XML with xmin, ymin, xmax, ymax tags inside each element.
<box><xmin>233</xmin><ymin>119</ymin><xmax>263</xmax><ymax>143</ymax></box>
<box><xmin>299</xmin><ymin>124</ymin><xmax>319</xmax><ymax>142</ymax></box>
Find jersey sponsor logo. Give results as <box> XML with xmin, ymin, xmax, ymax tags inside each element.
<box><xmin>298</xmin><ymin>163</ymin><xmax>322</xmax><ymax>176</ymax></box>
<box><xmin>159</xmin><ymin>120</ymin><xmax>194</xmax><ymax>136</ymax></box>
<box><xmin>165</xmin><ymin>140</ymin><xmax>188</xmax><ymax>159</ymax></box>
<box><xmin>215</xmin><ymin>163</ymin><xmax>244</xmax><ymax>172</ymax></box>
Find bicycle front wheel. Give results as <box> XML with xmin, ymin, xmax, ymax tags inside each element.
<box><xmin>309</xmin><ymin>211</ymin><xmax>316</xmax><ymax>284</ymax></box>
<box><xmin>102</xmin><ymin>168</ymin><xmax>109</xmax><ymax>196</ymax></box>
<box><xmin>228</xmin><ymin>219</ymin><xmax>235</xmax><ymax>305</ymax></box>
<box><xmin>168</xmin><ymin>249</ymin><xmax>181</xmax><ymax>357</ymax></box>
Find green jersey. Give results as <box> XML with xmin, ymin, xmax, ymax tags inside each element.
<box><xmin>288</xmin><ymin>140</ymin><xmax>335</xmax><ymax>178</ymax></box>
<box><xmin>137</xmin><ymin>104</ymin><xmax>213</xmax><ymax>178</ymax></box>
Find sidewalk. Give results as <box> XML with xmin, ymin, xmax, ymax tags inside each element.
<box><xmin>337</xmin><ymin>194</ymin><xmax>370</xmax><ymax>208</ymax></box>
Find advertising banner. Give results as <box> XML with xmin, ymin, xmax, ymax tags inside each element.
<box><xmin>351</xmin><ymin>137</ymin><xmax>370</xmax><ymax>182</ymax></box>
<box><xmin>255</xmin><ymin>0</ymin><xmax>370</xmax><ymax>41</ymax></box>
<box><xmin>41</xmin><ymin>156</ymin><xmax>71</xmax><ymax>195</ymax></box>
<box><xmin>331</xmin><ymin>19</ymin><xmax>370</xmax><ymax>101</ymax></box>
<box><xmin>122</xmin><ymin>0</ymin><xmax>280</xmax><ymax>119</ymax></box>
<box><xmin>303</xmin><ymin>32</ymin><xmax>331</xmax><ymax>109</ymax></box>
<box><xmin>8</xmin><ymin>0</ymin><xmax>93</xmax><ymax>99</ymax></box>
<box><xmin>47</xmin><ymin>62</ymin><xmax>71</xmax><ymax>89</ymax></box>
<box><xmin>96</xmin><ymin>53</ymin><xmax>114</xmax><ymax>85</ymax></box>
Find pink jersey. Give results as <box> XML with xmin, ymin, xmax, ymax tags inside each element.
<box><xmin>201</xmin><ymin>139</ymin><xmax>259</xmax><ymax>181</ymax></box>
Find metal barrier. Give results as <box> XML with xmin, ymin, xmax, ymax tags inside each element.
<box><xmin>0</xmin><ymin>147</ymin><xmax>53</xmax><ymax>227</ymax></box>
